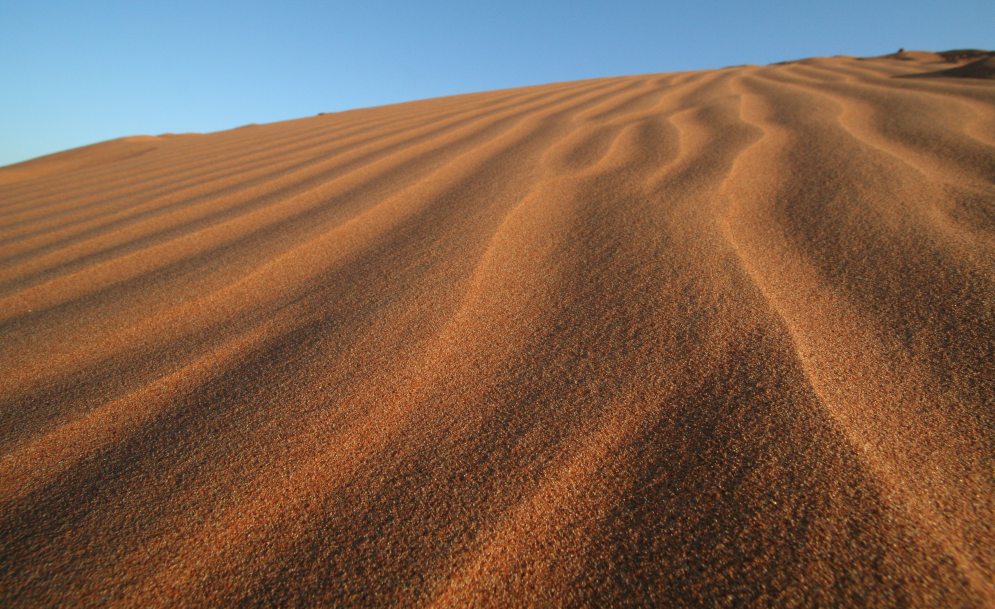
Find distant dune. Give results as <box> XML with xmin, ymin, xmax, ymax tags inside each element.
<box><xmin>1</xmin><ymin>51</ymin><xmax>993</xmax><ymax>608</ymax></box>
<box><xmin>913</xmin><ymin>56</ymin><xmax>995</xmax><ymax>80</ymax></box>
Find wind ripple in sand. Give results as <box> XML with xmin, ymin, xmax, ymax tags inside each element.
<box><xmin>1</xmin><ymin>54</ymin><xmax>993</xmax><ymax>608</ymax></box>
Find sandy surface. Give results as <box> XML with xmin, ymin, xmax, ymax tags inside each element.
<box><xmin>1</xmin><ymin>53</ymin><xmax>993</xmax><ymax>608</ymax></box>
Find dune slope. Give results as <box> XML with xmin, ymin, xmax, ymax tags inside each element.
<box><xmin>1</xmin><ymin>54</ymin><xmax>993</xmax><ymax>608</ymax></box>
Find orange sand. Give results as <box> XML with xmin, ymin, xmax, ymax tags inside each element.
<box><xmin>1</xmin><ymin>52</ymin><xmax>993</xmax><ymax>608</ymax></box>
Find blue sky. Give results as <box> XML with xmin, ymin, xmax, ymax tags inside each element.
<box><xmin>1</xmin><ymin>0</ymin><xmax>992</xmax><ymax>167</ymax></box>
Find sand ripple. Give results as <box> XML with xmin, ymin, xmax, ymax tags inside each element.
<box><xmin>1</xmin><ymin>54</ymin><xmax>993</xmax><ymax>608</ymax></box>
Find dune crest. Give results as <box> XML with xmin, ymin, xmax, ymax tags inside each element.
<box><xmin>1</xmin><ymin>54</ymin><xmax>993</xmax><ymax>608</ymax></box>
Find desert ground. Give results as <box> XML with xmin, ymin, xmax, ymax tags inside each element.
<box><xmin>1</xmin><ymin>51</ymin><xmax>993</xmax><ymax>608</ymax></box>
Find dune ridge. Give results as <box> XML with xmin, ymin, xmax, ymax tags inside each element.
<box><xmin>0</xmin><ymin>54</ymin><xmax>993</xmax><ymax>608</ymax></box>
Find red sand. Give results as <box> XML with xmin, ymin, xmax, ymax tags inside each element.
<box><xmin>1</xmin><ymin>52</ymin><xmax>993</xmax><ymax>608</ymax></box>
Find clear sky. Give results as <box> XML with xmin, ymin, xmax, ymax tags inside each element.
<box><xmin>1</xmin><ymin>0</ymin><xmax>992</xmax><ymax>167</ymax></box>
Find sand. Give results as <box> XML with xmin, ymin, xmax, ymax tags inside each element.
<box><xmin>0</xmin><ymin>52</ymin><xmax>993</xmax><ymax>608</ymax></box>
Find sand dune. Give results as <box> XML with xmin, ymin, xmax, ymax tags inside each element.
<box><xmin>1</xmin><ymin>53</ymin><xmax>993</xmax><ymax>608</ymax></box>
<box><xmin>914</xmin><ymin>56</ymin><xmax>995</xmax><ymax>80</ymax></box>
